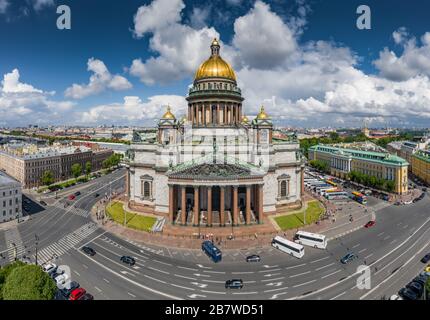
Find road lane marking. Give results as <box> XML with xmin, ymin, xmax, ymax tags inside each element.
<box><xmin>147</xmin><ymin>266</ymin><xmax>170</xmax><ymax>274</ymax></box>
<box><xmin>201</xmin><ymin>290</ymin><xmax>225</xmax><ymax>295</ymax></box>
<box><xmin>232</xmin><ymin>271</ymin><xmax>254</xmax><ymax>274</ymax></box>
<box><xmin>358</xmin><ymin>248</ymin><xmax>367</xmax><ymax>254</ymax></box>
<box><xmin>259</xmin><ymin>268</ymin><xmax>281</xmax><ymax>273</ymax></box>
<box><xmin>364</xmin><ymin>253</ymin><xmax>373</xmax><ymax>259</ymax></box>
<box><xmin>293</xmin><ymin>279</ymin><xmax>317</xmax><ymax>288</ymax></box>
<box><xmin>170</xmin><ymin>284</ymin><xmax>195</xmax><ymax>291</ymax></box>
<box><xmin>232</xmin><ymin>292</ymin><xmax>258</xmax><ymax>295</ymax></box>
<box><xmin>202</xmin><ymin>279</ymin><xmax>224</xmax><ymax>283</ymax></box>
<box><xmin>127</xmin><ymin>292</ymin><xmax>136</xmax><ymax>298</ymax></box>
<box><xmin>377</xmin><ymin>232</ymin><xmax>385</xmax><ymax>237</ymax></box>
<box><xmin>76</xmin><ymin>250</ymin><xmax>182</xmax><ymax>300</ymax></box>
<box><xmin>310</xmin><ymin>256</ymin><xmax>330</xmax><ymax>264</ymax></box>
<box><xmin>261</xmin><ymin>277</ymin><xmax>285</xmax><ymax>282</ymax></box>
<box><xmin>352</xmin><ymin>243</ymin><xmax>360</xmax><ymax>249</ymax></box>
<box><xmin>315</xmin><ymin>263</ymin><xmax>335</xmax><ymax>271</ymax></box>
<box><xmin>330</xmin><ymin>291</ymin><xmax>346</xmax><ymax>300</ymax></box>
<box><xmin>144</xmin><ymin>274</ymin><xmax>167</xmax><ymax>284</ymax></box>
<box><xmin>174</xmin><ymin>274</ymin><xmax>197</xmax><ymax>281</ymax></box>
<box><xmin>264</xmin><ymin>287</ymin><xmax>289</xmax><ymax>293</ymax></box>
<box><xmin>203</xmin><ymin>270</ymin><xmax>225</xmax><ymax>274</ymax></box>
<box><xmin>289</xmin><ymin>271</ymin><xmax>311</xmax><ymax>278</ymax></box>
<box><xmin>285</xmin><ymin>263</ymin><xmax>306</xmax><ymax>270</ymax></box>
<box><xmin>103</xmin><ymin>278</ymin><xmax>110</xmax><ymax>283</ymax></box>
<box><xmin>94</xmin><ymin>286</ymin><xmax>102</xmax><ymax>292</ymax></box>
<box><xmin>178</xmin><ymin>266</ymin><xmax>198</xmax><ymax>271</ymax></box>
<box><xmin>153</xmin><ymin>259</ymin><xmax>172</xmax><ymax>266</ymax></box>
<box><xmin>321</xmin><ymin>269</ymin><xmax>342</xmax><ymax>279</ymax></box>
<box><xmin>73</xmin><ymin>270</ymin><xmax>80</xmax><ymax>276</ymax></box>
<box><xmin>383</xmin><ymin>235</ymin><xmax>391</xmax><ymax>241</ymax></box>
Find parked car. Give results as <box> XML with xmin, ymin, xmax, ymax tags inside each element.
<box><xmin>94</xmin><ymin>193</ymin><xmax>100</xmax><ymax>198</ymax></box>
<box><xmin>246</xmin><ymin>254</ymin><xmax>261</xmax><ymax>263</ymax></box>
<box><xmin>406</xmin><ymin>281</ymin><xmax>424</xmax><ymax>297</ymax></box>
<box><xmin>78</xmin><ymin>293</ymin><xmax>94</xmax><ymax>300</ymax></box>
<box><xmin>68</xmin><ymin>195</ymin><xmax>75</xmax><ymax>200</ymax></box>
<box><xmin>420</xmin><ymin>253</ymin><xmax>430</xmax><ymax>263</ymax></box>
<box><xmin>69</xmin><ymin>288</ymin><xmax>86</xmax><ymax>300</ymax></box>
<box><xmin>412</xmin><ymin>275</ymin><xmax>428</xmax><ymax>287</ymax></box>
<box><xmin>74</xmin><ymin>191</ymin><xmax>81</xmax><ymax>196</ymax></box>
<box><xmin>340</xmin><ymin>253</ymin><xmax>357</xmax><ymax>264</ymax></box>
<box><xmin>398</xmin><ymin>287</ymin><xmax>418</xmax><ymax>300</ymax></box>
<box><xmin>42</xmin><ymin>263</ymin><xmax>57</xmax><ymax>276</ymax></box>
<box><xmin>58</xmin><ymin>281</ymin><xmax>80</xmax><ymax>299</ymax></box>
<box><xmin>424</xmin><ymin>265</ymin><xmax>430</xmax><ymax>273</ymax></box>
<box><xmin>81</xmin><ymin>246</ymin><xmax>96</xmax><ymax>256</ymax></box>
<box><xmin>40</xmin><ymin>200</ymin><xmax>47</xmax><ymax>206</ymax></box>
<box><xmin>120</xmin><ymin>256</ymin><xmax>136</xmax><ymax>266</ymax></box>
<box><xmin>55</xmin><ymin>273</ymin><xmax>69</xmax><ymax>286</ymax></box>
<box><xmin>225</xmin><ymin>279</ymin><xmax>243</xmax><ymax>289</ymax></box>
<box><xmin>389</xmin><ymin>294</ymin><xmax>403</xmax><ymax>300</ymax></box>
<box><xmin>364</xmin><ymin>221</ymin><xmax>376</xmax><ymax>228</ymax></box>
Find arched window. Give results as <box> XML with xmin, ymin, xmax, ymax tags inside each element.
<box><xmin>144</xmin><ymin>181</ymin><xmax>150</xmax><ymax>198</ymax></box>
<box><xmin>140</xmin><ymin>175</ymin><xmax>153</xmax><ymax>200</ymax></box>
<box><xmin>280</xmin><ymin>181</ymin><xmax>287</xmax><ymax>197</ymax></box>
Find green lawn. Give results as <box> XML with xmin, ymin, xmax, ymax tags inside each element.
<box><xmin>274</xmin><ymin>201</ymin><xmax>324</xmax><ymax>231</ymax></box>
<box><xmin>106</xmin><ymin>202</ymin><xmax>157</xmax><ymax>232</ymax></box>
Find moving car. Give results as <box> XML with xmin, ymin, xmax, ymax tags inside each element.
<box><xmin>398</xmin><ymin>287</ymin><xmax>418</xmax><ymax>300</ymax></box>
<box><xmin>120</xmin><ymin>256</ymin><xmax>136</xmax><ymax>266</ymax></box>
<box><xmin>364</xmin><ymin>221</ymin><xmax>376</xmax><ymax>228</ymax></box>
<box><xmin>246</xmin><ymin>254</ymin><xmax>261</xmax><ymax>263</ymax></box>
<box><xmin>420</xmin><ymin>253</ymin><xmax>430</xmax><ymax>263</ymax></box>
<box><xmin>81</xmin><ymin>246</ymin><xmax>96</xmax><ymax>256</ymax></box>
<box><xmin>74</xmin><ymin>191</ymin><xmax>81</xmax><ymax>196</ymax></box>
<box><xmin>94</xmin><ymin>193</ymin><xmax>100</xmax><ymax>198</ymax></box>
<box><xmin>68</xmin><ymin>195</ymin><xmax>75</xmax><ymax>200</ymax></box>
<box><xmin>40</xmin><ymin>200</ymin><xmax>47</xmax><ymax>206</ymax></box>
<box><xmin>78</xmin><ymin>293</ymin><xmax>94</xmax><ymax>300</ymax></box>
<box><xmin>225</xmin><ymin>279</ymin><xmax>243</xmax><ymax>289</ymax></box>
<box><xmin>69</xmin><ymin>288</ymin><xmax>86</xmax><ymax>300</ymax></box>
<box><xmin>340</xmin><ymin>253</ymin><xmax>357</xmax><ymax>264</ymax></box>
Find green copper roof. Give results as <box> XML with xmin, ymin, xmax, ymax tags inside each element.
<box><xmin>309</xmin><ymin>144</ymin><xmax>409</xmax><ymax>166</ymax></box>
<box><xmin>412</xmin><ymin>150</ymin><xmax>430</xmax><ymax>163</ymax></box>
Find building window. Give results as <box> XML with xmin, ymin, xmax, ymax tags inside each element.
<box><xmin>140</xmin><ymin>175</ymin><xmax>153</xmax><ymax>201</ymax></box>
<box><xmin>277</xmin><ymin>174</ymin><xmax>291</xmax><ymax>200</ymax></box>
<box><xmin>280</xmin><ymin>181</ymin><xmax>287</xmax><ymax>197</ymax></box>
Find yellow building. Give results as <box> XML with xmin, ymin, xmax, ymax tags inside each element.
<box><xmin>411</xmin><ymin>150</ymin><xmax>430</xmax><ymax>185</ymax></box>
<box><xmin>308</xmin><ymin>145</ymin><xmax>409</xmax><ymax>194</ymax></box>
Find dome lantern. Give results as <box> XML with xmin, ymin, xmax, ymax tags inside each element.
<box><xmin>257</xmin><ymin>105</ymin><xmax>269</xmax><ymax>120</ymax></box>
<box><xmin>161</xmin><ymin>105</ymin><xmax>176</xmax><ymax>120</ymax></box>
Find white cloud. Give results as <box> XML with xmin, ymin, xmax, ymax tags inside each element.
<box><xmin>65</xmin><ymin>58</ymin><xmax>132</xmax><ymax>99</ymax></box>
<box><xmin>374</xmin><ymin>31</ymin><xmax>430</xmax><ymax>81</ymax></box>
<box><xmin>0</xmin><ymin>0</ymin><xmax>9</xmax><ymax>14</ymax></box>
<box><xmin>33</xmin><ymin>0</ymin><xmax>55</xmax><ymax>11</ymax></box>
<box><xmin>0</xmin><ymin>69</ymin><xmax>75</xmax><ymax>126</ymax></box>
<box><xmin>232</xmin><ymin>1</ymin><xmax>297</xmax><ymax>69</ymax></box>
<box><xmin>80</xmin><ymin>95</ymin><xmax>187</xmax><ymax>125</ymax></box>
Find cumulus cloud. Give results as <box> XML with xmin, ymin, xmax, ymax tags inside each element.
<box><xmin>80</xmin><ymin>95</ymin><xmax>187</xmax><ymax>125</ymax></box>
<box><xmin>0</xmin><ymin>69</ymin><xmax>75</xmax><ymax>126</ymax></box>
<box><xmin>374</xmin><ymin>30</ymin><xmax>430</xmax><ymax>81</ymax></box>
<box><xmin>32</xmin><ymin>0</ymin><xmax>55</xmax><ymax>11</ymax></box>
<box><xmin>0</xmin><ymin>0</ymin><xmax>9</xmax><ymax>14</ymax></box>
<box><xmin>65</xmin><ymin>58</ymin><xmax>132</xmax><ymax>99</ymax></box>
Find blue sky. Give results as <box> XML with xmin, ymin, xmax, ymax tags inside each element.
<box><xmin>1</xmin><ymin>0</ymin><xmax>430</xmax><ymax>128</ymax></box>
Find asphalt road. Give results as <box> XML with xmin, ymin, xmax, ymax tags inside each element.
<box><xmin>0</xmin><ymin>170</ymin><xmax>429</xmax><ymax>300</ymax></box>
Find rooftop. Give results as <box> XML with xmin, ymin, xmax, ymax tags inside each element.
<box><xmin>0</xmin><ymin>172</ymin><xmax>20</xmax><ymax>187</ymax></box>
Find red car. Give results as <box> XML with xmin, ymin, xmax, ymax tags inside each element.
<box><xmin>364</xmin><ymin>221</ymin><xmax>376</xmax><ymax>228</ymax></box>
<box><xmin>68</xmin><ymin>195</ymin><xmax>75</xmax><ymax>201</ymax></box>
<box><xmin>69</xmin><ymin>288</ymin><xmax>86</xmax><ymax>300</ymax></box>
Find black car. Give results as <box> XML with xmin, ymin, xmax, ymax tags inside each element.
<box><xmin>246</xmin><ymin>254</ymin><xmax>261</xmax><ymax>263</ymax></box>
<box><xmin>421</xmin><ymin>253</ymin><xmax>430</xmax><ymax>263</ymax></box>
<box><xmin>340</xmin><ymin>253</ymin><xmax>357</xmax><ymax>264</ymax></box>
<box><xmin>120</xmin><ymin>256</ymin><xmax>136</xmax><ymax>266</ymax></box>
<box><xmin>406</xmin><ymin>281</ymin><xmax>424</xmax><ymax>297</ymax></box>
<box><xmin>81</xmin><ymin>246</ymin><xmax>96</xmax><ymax>256</ymax></box>
<box><xmin>40</xmin><ymin>201</ymin><xmax>47</xmax><ymax>206</ymax></box>
<box><xmin>58</xmin><ymin>281</ymin><xmax>80</xmax><ymax>299</ymax></box>
<box><xmin>225</xmin><ymin>279</ymin><xmax>243</xmax><ymax>289</ymax></box>
<box><xmin>94</xmin><ymin>193</ymin><xmax>100</xmax><ymax>198</ymax></box>
<box><xmin>398</xmin><ymin>287</ymin><xmax>418</xmax><ymax>300</ymax></box>
<box><xmin>412</xmin><ymin>275</ymin><xmax>428</xmax><ymax>287</ymax></box>
<box><xmin>74</xmin><ymin>191</ymin><xmax>81</xmax><ymax>196</ymax></box>
<box><xmin>78</xmin><ymin>293</ymin><xmax>94</xmax><ymax>300</ymax></box>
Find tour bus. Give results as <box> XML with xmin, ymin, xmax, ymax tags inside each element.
<box><xmin>313</xmin><ymin>184</ymin><xmax>331</xmax><ymax>192</ymax></box>
<box><xmin>202</xmin><ymin>241</ymin><xmax>222</xmax><ymax>263</ymax></box>
<box><xmin>271</xmin><ymin>236</ymin><xmax>305</xmax><ymax>258</ymax></box>
<box><xmin>325</xmin><ymin>179</ymin><xmax>337</xmax><ymax>187</ymax></box>
<box><xmin>351</xmin><ymin>191</ymin><xmax>368</xmax><ymax>205</ymax></box>
<box><xmin>317</xmin><ymin>186</ymin><xmax>336</xmax><ymax>195</ymax></box>
<box><xmin>320</xmin><ymin>188</ymin><xmax>340</xmax><ymax>196</ymax></box>
<box><xmin>294</xmin><ymin>231</ymin><xmax>327</xmax><ymax>249</ymax></box>
<box><xmin>325</xmin><ymin>191</ymin><xmax>348</xmax><ymax>200</ymax></box>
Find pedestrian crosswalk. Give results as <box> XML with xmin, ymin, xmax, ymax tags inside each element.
<box><xmin>37</xmin><ymin>222</ymin><xmax>98</xmax><ymax>264</ymax></box>
<box><xmin>52</xmin><ymin>202</ymin><xmax>92</xmax><ymax>218</ymax></box>
<box><xmin>4</xmin><ymin>227</ymin><xmax>24</xmax><ymax>262</ymax></box>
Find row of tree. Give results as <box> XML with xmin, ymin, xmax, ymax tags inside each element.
<box><xmin>40</xmin><ymin>153</ymin><xmax>123</xmax><ymax>187</ymax></box>
<box><xmin>309</xmin><ymin>160</ymin><xmax>330</xmax><ymax>173</ymax></box>
<box><xmin>0</xmin><ymin>262</ymin><xmax>56</xmax><ymax>300</ymax></box>
<box><xmin>347</xmin><ymin>170</ymin><xmax>396</xmax><ymax>193</ymax></box>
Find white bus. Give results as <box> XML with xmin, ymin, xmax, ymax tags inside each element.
<box><xmin>271</xmin><ymin>236</ymin><xmax>305</xmax><ymax>258</ymax></box>
<box><xmin>294</xmin><ymin>231</ymin><xmax>327</xmax><ymax>249</ymax></box>
<box><xmin>325</xmin><ymin>191</ymin><xmax>348</xmax><ymax>200</ymax></box>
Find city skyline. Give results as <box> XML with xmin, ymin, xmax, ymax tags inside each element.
<box><xmin>1</xmin><ymin>1</ymin><xmax>430</xmax><ymax>127</ymax></box>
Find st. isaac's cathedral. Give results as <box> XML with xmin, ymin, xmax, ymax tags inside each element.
<box><xmin>126</xmin><ymin>39</ymin><xmax>305</xmax><ymax>228</ymax></box>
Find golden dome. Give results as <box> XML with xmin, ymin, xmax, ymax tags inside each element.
<box><xmin>194</xmin><ymin>38</ymin><xmax>236</xmax><ymax>81</ymax></box>
<box><xmin>161</xmin><ymin>105</ymin><xmax>175</xmax><ymax>119</ymax></box>
<box><xmin>241</xmin><ymin>115</ymin><xmax>249</xmax><ymax>124</ymax></box>
<box><xmin>257</xmin><ymin>105</ymin><xmax>269</xmax><ymax>120</ymax></box>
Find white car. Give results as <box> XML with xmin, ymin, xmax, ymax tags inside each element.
<box><xmin>42</xmin><ymin>263</ymin><xmax>57</xmax><ymax>274</ymax></box>
<box><xmin>55</xmin><ymin>273</ymin><xmax>69</xmax><ymax>286</ymax></box>
<box><xmin>389</xmin><ymin>294</ymin><xmax>403</xmax><ymax>300</ymax></box>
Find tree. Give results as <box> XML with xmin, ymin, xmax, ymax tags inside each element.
<box><xmin>1</xmin><ymin>264</ymin><xmax>56</xmax><ymax>300</ymax></box>
<box><xmin>385</xmin><ymin>180</ymin><xmax>395</xmax><ymax>193</ymax></box>
<box><xmin>85</xmin><ymin>161</ymin><xmax>92</xmax><ymax>176</ymax></box>
<box><xmin>41</xmin><ymin>170</ymin><xmax>54</xmax><ymax>186</ymax></box>
<box><xmin>71</xmin><ymin>163</ymin><xmax>82</xmax><ymax>179</ymax></box>
<box><xmin>0</xmin><ymin>261</ymin><xmax>25</xmax><ymax>300</ymax></box>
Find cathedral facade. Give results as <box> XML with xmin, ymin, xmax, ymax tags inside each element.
<box><xmin>126</xmin><ymin>39</ymin><xmax>304</xmax><ymax>227</ymax></box>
